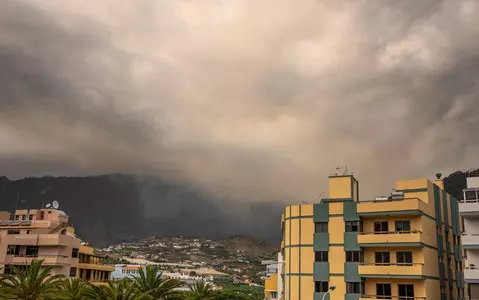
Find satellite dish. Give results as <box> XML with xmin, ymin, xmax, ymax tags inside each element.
<box><xmin>46</xmin><ymin>203</ymin><xmax>52</xmax><ymax>208</ymax></box>
<box><xmin>52</xmin><ymin>200</ymin><xmax>60</xmax><ymax>209</ymax></box>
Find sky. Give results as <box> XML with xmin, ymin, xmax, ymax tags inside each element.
<box><xmin>0</xmin><ymin>0</ymin><xmax>479</xmax><ymax>203</ymax></box>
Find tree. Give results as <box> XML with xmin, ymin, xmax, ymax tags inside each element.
<box><xmin>133</xmin><ymin>265</ymin><xmax>182</xmax><ymax>299</ymax></box>
<box><xmin>0</xmin><ymin>260</ymin><xmax>65</xmax><ymax>300</ymax></box>
<box><xmin>86</xmin><ymin>278</ymin><xmax>151</xmax><ymax>300</ymax></box>
<box><xmin>57</xmin><ymin>278</ymin><xmax>91</xmax><ymax>300</ymax></box>
<box><xmin>183</xmin><ymin>280</ymin><xmax>215</xmax><ymax>300</ymax></box>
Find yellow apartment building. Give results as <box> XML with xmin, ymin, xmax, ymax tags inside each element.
<box><xmin>280</xmin><ymin>174</ymin><xmax>465</xmax><ymax>300</ymax></box>
<box><xmin>77</xmin><ymin>245</ymin><xmax>114</xmax><ymax>284</ymax></box>
<box><xmin>0</xmin><ymin>208</ymin><xmax>113</xmax><ymax>284</ymax></box>
<box><xmin>264</xmin><ymin>259</ymin><xmax>281</xmax><ymax>299</ymax></box>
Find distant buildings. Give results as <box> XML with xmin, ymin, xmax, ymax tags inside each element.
<box><xmin>460</xmin><ymin>173</ymin><xmax>479</xmax><ymax>299</ymax></box>
<box><xmin>263</xmin><ymin>255</ymin><xmax>282</xmax><ymax>300</ymax></box>
<box><xmin>279</xmin><ymin>173</ymin><xmax>465</xmax><ymax>300</ymax></box>
<box><xmin>0</xmin><ymin>208</ymin><xmax>113</xmax><ymax>283</ymax></box>
<box><xmin>111</xmin><ymin>264</ymin><xmax>223</xmax><ymax>291</ymax></box>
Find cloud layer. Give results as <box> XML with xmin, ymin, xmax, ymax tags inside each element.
<box><xmin>1</xmin><ymin>0</ymin><xmax>479</xmax><ymax>203</ymax></box>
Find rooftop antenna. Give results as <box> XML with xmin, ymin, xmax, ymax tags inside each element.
<box><xmin>52</xmin><ymin>200</ymin><xmax>60</xmax><ymax>210</ymax></box>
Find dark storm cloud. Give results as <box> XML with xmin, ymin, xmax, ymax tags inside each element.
<box><xmin>0</xmin><ymin>0</ymin><xmax>479</xmax><ymax>203</ymax></box>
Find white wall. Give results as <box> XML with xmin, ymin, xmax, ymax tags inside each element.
<box><xmin>465</xmin><ymin>218</ymin><xmax>479</xmax><ymax>234</ymax></box>
<box><xmin>468</xmin><ymin>177</ymin><xmax>479</xmax><ymax>189</ymax></box>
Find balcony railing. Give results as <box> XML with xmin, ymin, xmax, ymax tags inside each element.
<box><xmin>360</xmin><ymin>230</ymin><xmax>422</xmax><ymax>235</ymax></box>
<box><xmin>360</xmin><ymin>263</ymin><xmax>423</xmax><ymax>267</ymax></box>
<box><xmin>359</xmin><ymin>263</ymin><xmax>424</xmax><ymax>277</ymax></box>
<box><xmin>358</xmin><ymin>230</ymin><xmax>422</xmax><ymax>246</ymax></box>
<box><xmin>360</xmin><ymin>296</ymin><xmax>426</xmax><ymax>300</ymax></box>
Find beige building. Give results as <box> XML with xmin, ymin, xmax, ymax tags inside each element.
<box><xmin>0</xmin><ymin>208</ymin><xmax>113</xmax><ymax>282</ymax></box>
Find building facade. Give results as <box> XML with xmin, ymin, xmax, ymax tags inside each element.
<box><xmin>460</xmin><ymin>174</ymin><xmax>479</xmax><ymax>299</ymax></box>
<box><xmin>263</xmin><ymin>258</ymin><xmax>280</xmax><ymax>300</ymax></box>
<box><xmin>281</xmin><ymin>174</ymin><xmax>465</xmax><ymax>300</ymax></box>
<box><xmin>0</xmin><ymin>208</ymin><xmax>113</xmax><ymax>283</ymax></box>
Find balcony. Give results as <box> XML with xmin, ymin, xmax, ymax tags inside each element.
<box><xmin>360</xmin><ymin>296</ymin><xmax>426</xmax><ymax>300</ymax></box>
<box><xmin>357</xmin><ymin>198</ymin><xmax>426</xmax><ymax>218</ymax></box>
<box><xmin>359</xmin><ymin>263</ymin><xmax>425</xmax><ymax>278</ymax></box>
<box><xmin>460</xmin><ymin>199</ymin><xmax>479</xmax><ymax>217</ymax></box>
<box><xmin>4</xmin><ymin>234</ymin><xmax>78</xmax><ymax>246</ymax></box>
<box><xmin>358</xmin><ymin>231</ymin><xmax>423</xmax><ymax>247</ymax></box>
<box><xmin>5</xmin><ymin>255</ymin><xmax>71</xmax><ymax>266</ymax></box>
<box><xmin>78</xmin><ymin>263</ymin><xmax>115</xmax><ymax>272</ymax></box>
<box><xmin>463</xmin><ymin>234</ymin><xmax>479</xmax><ymax>249</ymax></box>
<box><xmin>465</xmin><ymin>267</ymin><xmax>479</xmax><ymax>283</ymax></box>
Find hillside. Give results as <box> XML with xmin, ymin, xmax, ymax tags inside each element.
<box><xmin>0</xmin><ymin>175</ymin><xmax>283</xmax><ymax>247</ymax></box>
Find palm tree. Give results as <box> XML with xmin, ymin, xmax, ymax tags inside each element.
<box><xmin>57</xmin><ymin>277</ymin><xmax>90</xmax><ymax>300</ymax></box>
<box><xmin>133</xmin><ymin>266</ymin><xmax>182</xmax><ymax>299</ymax></box>
<box><xmin>184</xmin><ymin>280</ymin><xmax>215</xmax><ymax>300</ymax></box>
<box><xmin>86</xmin><ymin>278</ymin><xmax>151</xmax><ymax>300</ymax></box>
<box><xmin>0</xmin><ymin>260</ymin><xmax>65</xmax><ymax>300</ymax></box>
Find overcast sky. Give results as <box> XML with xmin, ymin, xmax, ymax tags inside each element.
<box><xmin>0</xmin><ymin>0</ymin><xmax>478</xmax><ymax>202</ymax></box>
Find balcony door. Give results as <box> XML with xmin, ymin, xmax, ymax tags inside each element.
<box><xmin>398</xmin><ymin>284</ymin><xmax>414</xmax><ymax>300</ymax></box>
<box><xmin>376</xmin><ymin>283</ymin><xmax>392</xmax><ymax>299</ymax></box>
<box><xmin>374</xmin><ymin>221</ymin><xmax>389</xmax><ymax>234</ymax></box>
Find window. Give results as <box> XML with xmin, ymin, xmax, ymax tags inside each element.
<box><xmin>376</xmin><ymin>283</ymin><xmax>392</xmax><ymax>299</ymax></box>
<box><xmin>315</xmin><ymin>251</ymin><xmax>328</xmax><ymax>262</ymax></box>
<box><xmin>345</xmin><ymin>221</ymin><xmax>363</xmax><ymax>232</ymax></box>
<box><xmin>4</xmin><ymin>265</ymin><xmax>13</xmax><ymax>275</ymax></box>
<box><xmin>398</xmin><ymin>284</ymin><xmax>414</xmax><ymax>300</ymax></box>
<box><xmin>69</xmin><ymin>267</ymin><xmax>77</xmax><ymax>277</ymax></box>
<box><xmin>346</xmin><ymin>251</ymin><xmax>363</xmax><ymax>262</ymax></box>
<box><xmin>374</xmin><ymin>221</ymin><xmax>388</xmax><ymax>234</ymax></box>
<box><xmin>72</xmin><ymin>248</ymin><xmax>79</xmax><ymax>258</ymax></box>
<box><xmin>465</xmin><ymin>190</ymin><xmax>477</xmax><ymax>201</ymax></box>
<box><xmin>7</xmin><ymin>229</ymin><xmax>20</xmax><ymax>235</ymax></box>
<box><xmin>375</xmin><ymin>252</ymin><xmax>390</xmax><ymax>265</ymax></box>
<box><xmin>396</xmin><ymin>252</ymin><xmax>413</xmax><ymax>266</ymax></box>
<box><xmin>315</xmin><ymin>222</ymin><xmax>328</xmax><ymax>233</ymax></box>
<box><xmin>395</xmin><ymin>220</ymin><xmax>411</xmax><ymax>233</ymax></box>
<box><xmin>25</xmin><ymin>246</ymin><xmax>39</xmax><ymax>257</ymax></box>
<box><xmin>6</xmin><ymin>245</ymin><xmax>16</xmax><ymax>255</ymax></box>
<box><xmin>346</xmin><ymin>282</ymin><xmax>361</xmax><ymax>294</ymax></box>
<box><xmin>315</xmin><ymin>281</ymin><xmax>328</xmax><ymax>293</ymax></box>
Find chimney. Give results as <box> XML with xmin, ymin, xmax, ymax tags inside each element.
<box><xmin>435</xmin><ymin>172</ymin><xmax>444</xmax><ymax>189</ymax></box>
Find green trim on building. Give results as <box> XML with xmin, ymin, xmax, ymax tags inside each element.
<box><xmin>313</xmin><ymin>203</ymin><xmax>329</xmax><ymax>222</ymax></box>
<box><xmin>358</xmin><ymin>210</ymin><xmax>436</xmax><ymax>222</ymax></box>
<box><xmin>313</xmin><ymin>262</ymin><xmax>330</xmax><ymax>281</ymax></box>
<box><xmin>439</xmin><ymin>262</ymin><xmax>446</xmax><ymax>287</ymax></box>
<box><xmin>434</xmin><ymin>184</ymin><xmax>442</xmax><ymax>227</ymax></box>
<box><xmin>345</xmin><ymin>263</ymin><xmax>360</xmax><ymax>282</ymax></box>
<box><xmin>359</xmin><ymin>274</ymin><xmax>440</xmax><ymax>280</ymax></box>
<box><xmin>345</xmin><ymin>295</ymin><xmax>361</xmax><ymax>300</ymax></box>
<box><xmin>284</xmin><ymin>273</ymin><xmax>314</xmax><ymax>276</ymax></box>
<box><xmin>314</xmin><ymin>233</ymin><xmax>330</xmax><ymax>251</ymax></box>
<box><xmin>299</xmin><ymin>205</ymin><xmax>301</xmax><ymax>300</ymax></box>
<box><xmin>329</xmin><ymin>273</ymin><xmax>344</xmax><ymax>276</ymax></box>
<box><xmin>288</xmin><ymin>206</ymin><xmax>291</xmax><ymax>300</ymax></box>
<box><xmin>443</xmin><ymin>191</ymin><xmax>449</xmax><ymax>229</ymax></box>
<box><xmin>359</xmin><ymin>242</ymin><xmax>437</xmax><ymax>250</ymax></box>
<box><xmin>396</xmin><ymin>188</ymin><xmax>429</xmax><ymax>193</ymax></box>
<box><xmin>329</xmin><ymin>243</ymin><xmax>344</xmax><ymax>247</ymax></box>
<box><xmin>344</xmin><ymin>232</ymin><xmax>360</xmax><ymax>251</ymax></box>
<box><xmin>321</xmin><ymin>197</ymin><xmax>353</xmax><ymax>202</ymax></box>
<box><xmin>344</xmin><ymin>201</ymin><xmax>359</xmax><ymax>221</ymax></box>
